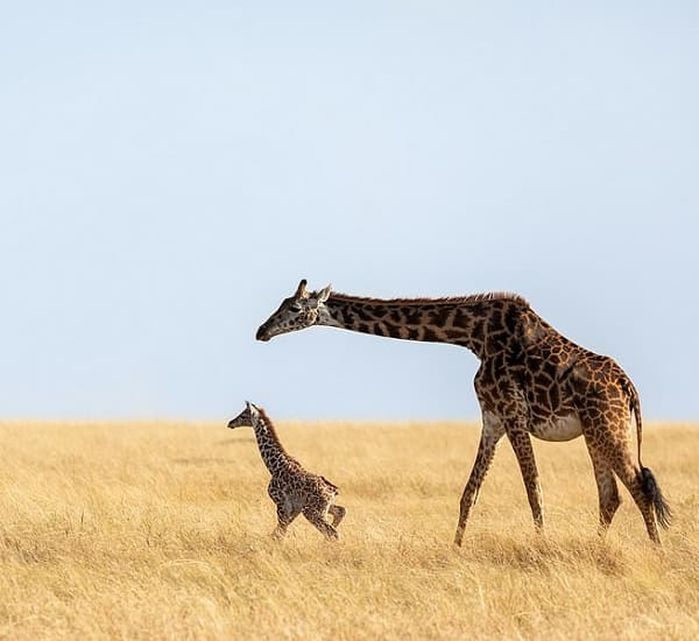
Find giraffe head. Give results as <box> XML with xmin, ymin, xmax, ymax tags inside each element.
<box><xmin>256</xmin><ymin>279</ymin><xmax>332</xmax><ymax>341</ymax></box>
<box><xmin>227</xmin><ymin>401</ymin><xmax>261</xmax><ymax>429</ymax></box>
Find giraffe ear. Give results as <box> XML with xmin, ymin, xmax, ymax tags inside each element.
<box><xmin>317</xmin><ymin>284</ymin><xmax>331</xmax><ymax>303</ymax></box>
<box><xmin>295</xmin><ymin>279</ymin><xmax>308</xmax><ymax>298</ymax></box>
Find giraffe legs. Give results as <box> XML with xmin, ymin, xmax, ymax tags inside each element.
<box><xmin>507</xmin><ymin>427</ymin><xmax>544</xmax><ymax>531</ymax></box>
<box><xmin>585</xmin><ymin>444</ymin><xmax>621</xmax><ymax>534</ymax></box>
<box><xmin>270</xmin><ymin>502</ymin><xmax>344</xmax><ymax>541</ymax></box>
<box><xmin>454</xmin><ymin>414</ymin><xmax>505</xmax><ymax>546</ymax></box>
<box><xmin>583</xmin><ymin>418</ymin><xmax>660</xmax><ymax>544</ymax></box>
<box><xmin>327</xmin><ymin>504</ymin><xmax>346</xmax><ymax>528</ymax></box>
<box><xmin>271</xmin><ymin>502</ymin><xmax>300</xmax><ymax>540</ymax></box>
<box><xmin>612</xmin><ymin>459</ymin><xmax>660</xmax><ymax>544</ymax></box>
<box><xmin>303</xmin><ymin>508</ymin><xmax>340</xmax><ymax>540</ymax></box>
<box><xmin>268</xmin><ymin>479</ymin><xmax>344</xmax><ymax>541</ymax></box>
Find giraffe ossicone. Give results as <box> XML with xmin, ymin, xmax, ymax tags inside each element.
<box><xmin>256</xmin><ymin>280</ymin><xmax>671</xmax><ymax>545</ymax></box>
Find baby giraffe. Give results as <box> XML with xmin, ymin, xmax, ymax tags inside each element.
<box><xmin>227</xmin><ymin>401</ymin><xmax>346</xmax><ymax>540</ymax></box>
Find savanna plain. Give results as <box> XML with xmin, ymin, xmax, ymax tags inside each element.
<box><xmin>0</xmin><ymin>419</ymin><xmax>697</xmax><ymax>641</ymax></box>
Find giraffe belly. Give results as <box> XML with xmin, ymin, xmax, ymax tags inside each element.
<box><xmin>529</xmin><ymin>414</ymin><xmax>583</xmax><ymax>442</ymax></box>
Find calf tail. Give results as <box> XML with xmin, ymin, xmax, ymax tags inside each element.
<box><xmin>320</xmin><ymin>476</ymin><xmax>339</xmax><ymax>494</ymax></box>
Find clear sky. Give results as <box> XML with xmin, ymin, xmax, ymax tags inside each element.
<box><xmin>1</xmin><ymin>2</ymin><xmax>697</xmax><ymax>420</ymax></box>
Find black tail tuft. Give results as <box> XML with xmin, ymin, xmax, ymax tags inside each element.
<box><xmin>641</xmin><ymin>467</ymin><xmax>672</xmax><ymax>529</ymax></box>
<box><xmin>320</xmin><ymin>475</ymin><xmax>339</xmax><ymax>494</ymax></box>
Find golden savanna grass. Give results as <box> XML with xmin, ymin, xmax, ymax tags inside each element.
<box><xmin>0</xmin><ymin>419</ymin><xmax>697</xmax><ymax>640</ymax></box>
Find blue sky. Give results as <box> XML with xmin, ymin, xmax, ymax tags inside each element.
<box><xmin>1</xmin><ymin>2</ymin><xmax>697</xmax><ymax>420</ymax></box>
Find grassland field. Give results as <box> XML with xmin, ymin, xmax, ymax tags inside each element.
<box><xmin>0</xmin><ymin>419</ymin><xmax>697</xmax><ymax>641</ymax></box>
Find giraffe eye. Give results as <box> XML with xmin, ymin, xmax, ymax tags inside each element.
<box><xmin>290</xmin><ymin>304</ymin><xmax>301</xmax><ymax>313</ymax></box>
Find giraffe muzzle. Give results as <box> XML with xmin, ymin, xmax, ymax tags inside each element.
<box><xmin>256</xmin><ymin>325</ymin><xmax>271</xmax><ymax>342</ymax></box>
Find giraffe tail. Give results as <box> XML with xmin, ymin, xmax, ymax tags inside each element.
<box><xmin>320</xmin><ymin>476</ymin><xmax>339</xmax><ymax>494</ymax></box>
<box><xmin>640</xmin><ymin>468</ymin><xmax>672</xmax><ymax>529</ymax></box>
<box><xmin>629</xmin><ymin>382</ymin><xmax>672</xmax><ymax>529</ymax></box>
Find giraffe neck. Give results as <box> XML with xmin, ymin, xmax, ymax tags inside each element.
<box><xmin>251</xmin><ymin>410</ymin><xmax>295</xmax><ymax>476</ymax></box>
<box><xmin>318</xmin><ymin>292</ymin><xmax>533</xmax><ymax>359</ymax></box>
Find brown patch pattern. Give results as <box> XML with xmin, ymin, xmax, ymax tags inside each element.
<box><xmin>256</xmin><ymin>282</ymin><xmax>671</xmax><ymax>544</ymax></box>
<box><xmin>227</xmin><ymin>403</ymin><xmax>346</xmax><ymax>540</ymax></box>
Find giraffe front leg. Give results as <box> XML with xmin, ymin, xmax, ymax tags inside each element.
<box><xmin>454</xmin><ymin>413</ymin><xmax>505</xmax><ymax>546</ymax></box>
<box><xmin>507</xmin><ymin>426</ymin><xmax>544</xmax><ymax>532</ymax></box>
<box><xmin>270</xmin><ymin>493</ymin><xmax>300</xmax><ymax>540</ymax></box>
<box><xmin>272</xmin><ymin>503</ymin><xmax>300</xmax><ymax>539</ymax></box>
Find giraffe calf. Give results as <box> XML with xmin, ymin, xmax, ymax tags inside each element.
<box><xmin>227</xmin><ymin>401</ymin><xmax>346</xmax><ymax>540</ymax></box>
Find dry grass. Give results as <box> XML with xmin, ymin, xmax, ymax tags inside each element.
<box><xmin>0</xmin><ymin>419</ymin><xmax>697</xmax><ymax>640</ymax></box>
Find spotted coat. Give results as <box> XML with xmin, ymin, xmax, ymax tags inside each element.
<box><xmin>228</xmin><ymin>402</ymin><xmax>345</xmax><ymax>540</ymax></box>
<box><xmin>256</xmin><ymin>280</ymin><xmax>671</xmax><ymax>545</ymax></box>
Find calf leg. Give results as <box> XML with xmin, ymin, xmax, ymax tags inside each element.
<box><xmin>271</xmin><ymin>502</ymin><xmax>300</xmax><ymax>540</ymax></box>
<box><xmin>327</xmin><ymin>504</ymin><xmax>346</xmax><ymax>528</ymax></box>
<box><xmin>303</xmin><ymin>508</ymin><xmax>339</xmax><ymax>540</ymax></box>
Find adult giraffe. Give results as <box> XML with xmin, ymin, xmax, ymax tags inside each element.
<box><xmin>255</xmin><ymin>279</ymin><xmax>671</xmax><ymax>544</ymax></box>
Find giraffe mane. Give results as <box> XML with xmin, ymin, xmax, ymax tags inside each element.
<box><xmin>327</xmin><ymin>290</ymin><xmax>530</xmax><ymax>307</ymax></box>
<box><xmin>256</xmin><ymin>407</ymin><xmax>298</xmax><ymax>462</ymax></box>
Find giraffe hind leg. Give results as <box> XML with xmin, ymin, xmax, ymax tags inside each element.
<box><xmin>585</xmin><ymin>443</ymin><xmax>621</xmax><ymax>534</ymax></box>
<box><xmin>584</xmin><ymin>417</ymin><xmax>661</xmax><ymax>544</ymax></box>
<box><xmin>614</xmin><ymin>461</ymin><xmax>660</xmax><ymax>544</ymax></box>
<box><xmin>328</xmin><ymin>504</ymin><xmax>346</xmax><ymax>528</ymax></box>
<box><xmin>303</xmin><ymin>508</ymin><xmax>339</xmax><ymax>540</ymax></box>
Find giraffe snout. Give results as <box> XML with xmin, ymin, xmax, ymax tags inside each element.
<box><xmin>256</xmin><ymin>325</ymin><xmax>271</xmax><ymax>341</ymax></box>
